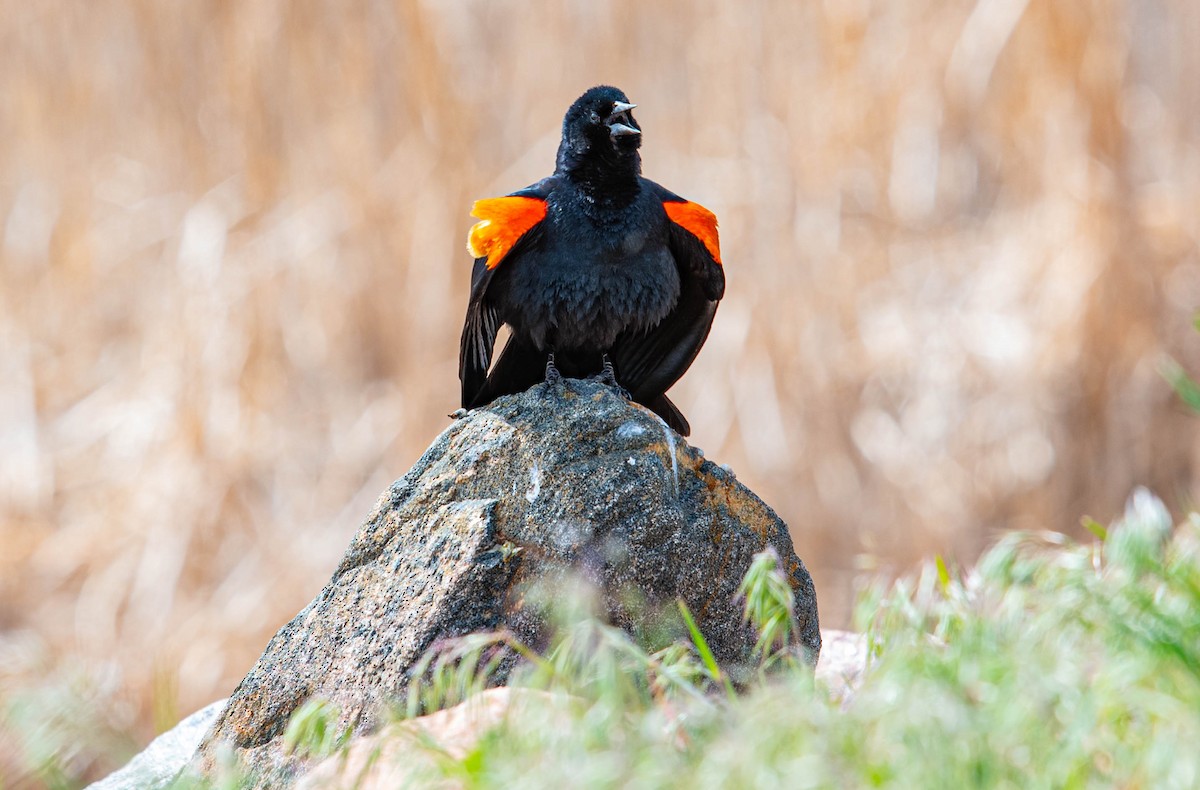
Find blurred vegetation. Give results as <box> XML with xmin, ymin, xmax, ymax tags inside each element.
<box><xmin>280</xmin><ymin>493</ymin><xmax>1200</xmax><ymax>788</ymax></box>
<box><xmin>2</xmin><ymin>0</ymin><xmax>1199</xmax><ymax>785</ymax></box>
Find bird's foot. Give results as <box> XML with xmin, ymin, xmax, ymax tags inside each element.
<box><xmin>592</xmin><ymin>355</ymin><xmax>631</xmax><ymax>399</ymax></box>
<box><xmin>544</xmin><ymin>353</ymin><xmax>564</xmax><ymax>387</ymax></box>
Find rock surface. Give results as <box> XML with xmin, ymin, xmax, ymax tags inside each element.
<box><xmin>86</xmin><ymin>700</ymin><xmax>227</xmax><ymax>790</ymax></box>
<box><xmin>186</xmin><ymin>379</ymin><xmax>820</xmax><ymax>786</ymax></box>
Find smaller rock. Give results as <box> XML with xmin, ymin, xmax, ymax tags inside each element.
<box><xmin>298</xmin><ymin>688</ymin><xmax>564</xmax><ymax>789</ymax></box>
<box><xmin>814</xmin><ymin>629</ymin><xmax>869</xmax><ymax>706</ymax></box>
<box><xmin>86</xmin><ymin>700</ymin><xmax>227</xmax><ymax>790</ymax></box>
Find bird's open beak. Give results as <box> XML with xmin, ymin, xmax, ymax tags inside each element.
<box><xmin>608</xmin><ymin>101</ymin><xmax>640</xmax><ymax>138</ymax></box>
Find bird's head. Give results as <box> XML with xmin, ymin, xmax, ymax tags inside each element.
<box><xmin>556</xmin><ymin>86</ymin><xmax>642</xmax><ymax>181</ymax></box>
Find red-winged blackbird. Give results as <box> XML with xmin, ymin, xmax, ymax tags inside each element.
<box><xmin>459</xmin><ymin>86</ymin><xmax>724</xmax><ymax>436</ymax></box>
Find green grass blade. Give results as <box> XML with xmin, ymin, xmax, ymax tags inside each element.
<box><xmin>677</xmin><ymin>598</ymin><xmax>735</xmax><ymax>699</ymax></box>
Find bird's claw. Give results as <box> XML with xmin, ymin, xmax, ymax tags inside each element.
<box><xmin>609</xmin><ymin>384</ymin><xmax>632</xmax><ymax>400</ymax></box>
<box><xmin>599</xmin><ymin>355</ymin><xmax>619</xmax><ymax>387</ymax></box>
<box><xmin>592</xmin><ymin>355</ymin><xmax>631</xmax><ymax>399</ymax></box>
<box><xmin>544</xmin><ymin>353</ymin><xmax>564</xmax><ymax>387</ymax></box>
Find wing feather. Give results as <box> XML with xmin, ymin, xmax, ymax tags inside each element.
<box><xmin>458</xmin><ymin>180</ymin><xmax>553</xmax><ymax>408</ymax></box>
<box><xmin>611</xmin><ymin>183</ymin><xmax>725</xmax><ymax>422</ymax></box>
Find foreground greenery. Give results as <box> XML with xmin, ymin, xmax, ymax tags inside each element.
<box><xmin>373</xmin><ymin>489</ymin><xmax>1200</xmax><ymax>789</ymax></box>
<box><xmin>14</xmin><ymin>489</ymin><xmax>1199</xmax><ymax>788</ymax></box>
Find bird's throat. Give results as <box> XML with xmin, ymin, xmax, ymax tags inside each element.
<box><xmin>565</xmin><ymin>156</ymin><xmax>641</xmax><ymax>208</ymax></box>
<box><xmin>556</xmin><ymin>135</ymin><xmax>642</xmax><ymax>205</ymax></box>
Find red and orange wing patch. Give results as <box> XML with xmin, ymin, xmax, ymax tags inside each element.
<box><xmin>466</xmin><ymin>196</ymin><xmax>548</xmax><ymax>270</ymax></box>
<box><xmin>663</xmin><ymin>200</ymin><xmax>721</xmax><ymax>265</ymax></box>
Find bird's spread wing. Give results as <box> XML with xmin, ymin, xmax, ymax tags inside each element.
<box><xmin>459</xmin><ymin>180</ymin><xmax>552</xmax><ymax>407</ymax></box>
<box><xmin>612</xmin><ymin>183</ymin><xmax>725</xmax><ymax>414</ymax></box>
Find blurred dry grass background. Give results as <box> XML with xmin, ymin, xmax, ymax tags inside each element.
<box><xmin>2</xmin><ymin>0</ymin><xmax>1199</xmax><ymax>784</ymax></box>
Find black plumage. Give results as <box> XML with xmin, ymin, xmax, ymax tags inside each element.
<box><xmin>459</xmin><ymin>86</ymin><xmax>725</xmax><ymax>436</ymax></box>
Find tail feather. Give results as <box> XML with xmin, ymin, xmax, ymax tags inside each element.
<box><xmin>469</xmin><ymin>334</ymin><xmax>545</xmax><ymax>408</ymax></box>
<box><xmin>643</xmin><ymin>392</ymin><xmax>690</xmax><ymax>436</ymax></box>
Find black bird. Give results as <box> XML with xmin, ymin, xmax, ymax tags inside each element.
<box><xmin>459</xmin><ymin>86</ymin><xmax>725</xmax><ymax>436</ymax></box>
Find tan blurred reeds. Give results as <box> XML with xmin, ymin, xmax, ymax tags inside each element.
<box><xmin>2</xmin><ymin>0</ymin><xmax>1199</xmax><ymax>783</ymax></box>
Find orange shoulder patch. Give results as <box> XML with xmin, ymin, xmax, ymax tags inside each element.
<box><xmin>663</xmin><ymin>200</ymin><xmax>721</xmax><ymax>265</ymax></box>
<box><xmin>466</xmin><ymin>196</ymin><xmax>548</xmax><ymax>270</ymax></box>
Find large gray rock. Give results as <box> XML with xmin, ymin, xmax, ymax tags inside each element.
<box><xmin>188</xmin><ymin>379</ymin><xmax>820</xmax><ymax>786</ymax></box>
